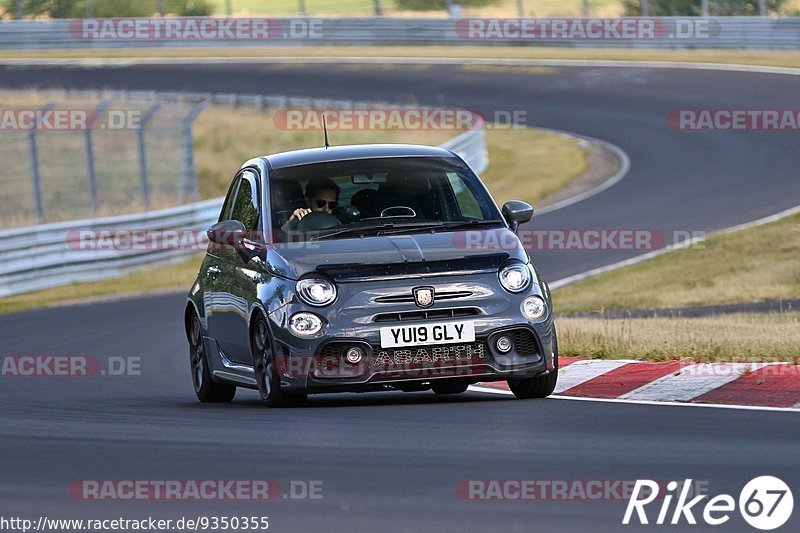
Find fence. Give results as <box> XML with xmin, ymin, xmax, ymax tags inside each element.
<box><xmin>1</xmin><ymin>17</ymin><xmax>800</xmax><ymax>50</ymax></box>
<box><xmin>4</xmin><ymin>1</ymin><xmax>796</xmax><ymax>18</ymax></box>
<box><xmin>0</xmin><ymin>92</ymin><xmax>205</xmax><ymax>227</ymax></box>
<box><xmin>0</xmin><ymin>91</ymin><xmax>489</xmax><ymax>298</ymax></box>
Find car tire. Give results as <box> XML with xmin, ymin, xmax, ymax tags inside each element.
<box><xmin>189</xmin><ymin>313</ymin><xmax>236</xmax><ymax>403</ymax></box>
<box><xmin>252</xmin><ymin>314</ymin><xmax>307</xmax><ymax>408</ymax></box>
<box><xmin>507</xmin><ymin>332</ymin><xmax>559</xmax><ymax>399</ymax></box>
<box><xmin>432</xmin><ymin>381</ymin><xmax>469</xmax><ymax>395</ymax></box>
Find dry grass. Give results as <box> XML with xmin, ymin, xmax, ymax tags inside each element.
<box><xmin>557</xmin><ymin>312</ymin><xmax>800</xmax><ymax>361</ymax></box>
<box><xmin>5</xmin><ymin>46</ymin><xmax>800</xmax><ymax>70</ymax></box>
<box><xmin>552</xmin><ymin>213</ymin><xmax>800</xmax><ymax>361</ymax></box>
<box><xmin>480</xmin><ymin>127</ymin><xmax>586</xmax><ymax>207</ymax></box>
<box><xmin>553</xmin><ymin>213</ymin><xmax>800</xmax><ymax>314</ymax></box>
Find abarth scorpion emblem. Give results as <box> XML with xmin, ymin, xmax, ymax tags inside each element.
<box><xmin>413</xmin><ymin>287</ymin><xmax>435</xmax><ymax>308</ymax></box>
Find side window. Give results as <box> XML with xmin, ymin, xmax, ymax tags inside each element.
<box><xmin>219</xmin><ymin>176</ymin><xmax>240</xmax><ymax>222</ymax></box>
<box><xmin>446</xmin><ymin>172</ymin><xmax>482</xmax><ymax>219</ymax></box>
<box><xmin>231</xmin><ymin>171</ymin><xmax>260</xmax><ymax>231</ymax></box>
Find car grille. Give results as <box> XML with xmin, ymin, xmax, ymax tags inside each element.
<box><xmin>373</xmin><ymin>307</ymin><xmax>480</xmax><ymax>323</ymax></box>
<box><xmin>374</xmin><ymin>290</ymin><xmax>473</xmax><ymax>304</ymax></box>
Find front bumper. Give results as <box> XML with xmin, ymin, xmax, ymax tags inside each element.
<box><xmin>270</xmin><ymin>322</ymin><xmax>554</xmax><ymax>393</ymax></box>
<box><xmin>264</xmin><ymin>271</ymin><xmax>555</xmax><ymax>393</ymax></box>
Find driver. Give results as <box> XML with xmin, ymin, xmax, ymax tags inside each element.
<box><xmin>282</xmin><ymin>178</ymin><xmax>340</xmax><ymax>231</ymax></box>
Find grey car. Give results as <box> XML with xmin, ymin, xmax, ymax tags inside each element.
<box><xmin>185</xmin><ymin>144</ymin><xmax>558</xmax><ymax>406</ymax></box>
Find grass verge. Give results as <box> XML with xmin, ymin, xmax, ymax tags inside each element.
<box><xmin>553</xmin><ymin>212</ymin><xmax>800</xmax><ymax>314</ymax></box>
<box><xmin>557</xmin><ymin>312</ymin><xmax>800</xmax><ymax>361</ymax></box>
<box><xmin>553</xmin><ymin>212</ymin><xmax>800</xmax><ymax>361</ymax></box>
<box><xmin>3</xmin><ymin>46</ymin><xmax>800</xmax><ymax>70</ymax></box>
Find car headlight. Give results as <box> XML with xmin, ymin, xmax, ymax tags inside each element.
<box><xmin>296</xmin><ymin>278</ymin><xmax>337</xmax><ymax>307</ymax></box>
<box><xmin>289</xmin><ymin>312</ymin><xmax>323</xmax><ymax>337</ymax></box>
<box><xmin>499</xmin><ymin>263</ymin><xmax>531</xmax><ymax>293</ymax></box>
<box><xmin>522</xmin><ymin>296</ymin><xmax>547</xmax><ymax>321</ymax></box>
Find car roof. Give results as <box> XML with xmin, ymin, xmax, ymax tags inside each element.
<box><xmin>261</xmin><ymin>144</ymin><xmax>457</xmax><ymax>170</ymax></box>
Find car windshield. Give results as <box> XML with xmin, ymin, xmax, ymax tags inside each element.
<box><xmin>269</xmin><ymin>155</ymin><xmax>503</xmax><ymax>243</ymax></box>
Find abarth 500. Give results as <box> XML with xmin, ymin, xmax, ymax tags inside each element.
<box><xmin>185</xmin><ymin>144</ymin><xmax>558</xmax><ymax>406</ymax></box>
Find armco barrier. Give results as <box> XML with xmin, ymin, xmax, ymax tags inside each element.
<box><xmin>0</xmin><ymin>92</ymin><xmax>489</xmax><ymax>298</ymax></box>
<box><xmin>0</xmin><ymin>17</ymin><xmax>799</xmax><ymax>50</ymax></box>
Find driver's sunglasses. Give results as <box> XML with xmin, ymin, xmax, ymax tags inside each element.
<box><xmin>314</xmin><ymin>199</ymin><xmax>338</xmax><ymax>209</ymax></box>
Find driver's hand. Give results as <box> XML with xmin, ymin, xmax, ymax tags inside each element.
<box><xmin>290</xmin><ymin>208</ymin><xmax>311</xmax><ymax>221</ymax></box>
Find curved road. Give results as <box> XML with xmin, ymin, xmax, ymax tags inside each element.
<box><xmin>1</xmin><ymin>61</ymin><xmax>799</xmax><ymax>531</ymax></box>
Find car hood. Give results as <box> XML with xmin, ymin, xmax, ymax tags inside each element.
<box><xmin>266</xmin><ymin>228</ymin><xmax>528</xmax><ymax>281</ymax></box>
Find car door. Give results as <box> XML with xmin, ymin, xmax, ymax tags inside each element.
<box><xmin>204</xmin><ymin>174</ymin><xmax>240</xmax><ymax>353</ymax></box>
<box><xmin>209</xmin><ymin>169</ymin><xmax>264</xmax><ymax>364</ymax></box>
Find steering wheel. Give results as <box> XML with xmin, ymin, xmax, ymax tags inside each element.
<box><xmin>380</xmin><ymin>206</ymin><xmax>417</xmax><ymax>218</ymax></box>
<box><xmin>296</xmin><ymin>211</ymin><xmax>342</xmax><ymax>232</ymax></box>
<box><xmin>332</xmin><ymin>205</ymin><xmax>362</xmax><ymax>224</ymax></box>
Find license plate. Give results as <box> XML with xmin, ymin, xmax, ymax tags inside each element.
<box><xmin>379</xmin><ymin>321</ymin><xmax>475</xmax><ymax>348</ymax></box>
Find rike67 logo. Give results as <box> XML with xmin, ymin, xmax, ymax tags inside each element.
<box><xmin>624</xmin><ymin>476</ymin><xmax>793</xmax><ymax>530</ymax></box>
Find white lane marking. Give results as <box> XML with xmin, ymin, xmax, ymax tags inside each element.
<box><xmin>536</xmin><ymin>131</ymin><xmax>631</xmax><ymax>216</ymax></box>
<box><xmin>4</xmin><ymin>57</ymin><xmax>800</xmax><ymax>78</ymax></box>
<box><xmin>619</xmin><ymin>363</ymin><xmax>773</xmax><ymax>402</ymax></box>
<box><xmin>553</xmin><ymin>359</ymin><xmax>630</xmax><ymax>394</ymax></box>
<box><xmin>550</xmin><ymin>204</ymin><xmax>800</xmax><ymax>290</ymax></box>
<box><xmin>468</xmin><ymin>386</ymin><xmax>800</xmax><ymax>413</ymax></box>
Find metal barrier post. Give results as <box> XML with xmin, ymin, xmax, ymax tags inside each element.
<box><xmin>28</xmin><ymin>103</ymin><xmax>55</xmax><ymax>223</ymax></box>
<box><xmin>179</xmin><ymin>101</ymin><xmax>208</xmax><ymax>203</ymax></box>
<box><xmin>85</xmin><ymin>100</ymin><xmax>112</xmax><ymax>214</ymax></box>
<box><xmin>137</xmin><ymin>102</ymin><xmax>162</xmax><ymax>208</ymax></box>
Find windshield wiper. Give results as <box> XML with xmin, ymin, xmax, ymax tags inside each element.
<box><xmin>312</xmin><ymin>223</ymin><xmax>396</xmax><ymax>240</ymax></box>
<box><xmin>441</xmin><ymin>220</ymin><xmax>505</xmax><ymax>231</ymax></box>
<box><xmin>313</xmin><ymin>220</ymin><xmax>504</xmax><ymax>240</ymax></box>
<box><xmin>372</xmin><ymin>220</ymin><xmax>505</xmax><ymax>236</ymax></box>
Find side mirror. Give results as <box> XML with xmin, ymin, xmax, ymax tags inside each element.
<box><xmin>502</xmin><ymin>201</ymin><xmax>534</xmax><ymax>232</ymax></box>
<box><xmin>207</xmin><ymin>219</ymin><xmax>246</xmax><ymax>247</ymax></box>
<box><xmin>207</xmin><ymin>220</ymin><xmax>266</xmax><ymax>261</ymax></box>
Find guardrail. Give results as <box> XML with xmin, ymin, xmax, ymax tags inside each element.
<box><xmin>0</xmin><ymin>17</ymin><xmax>799</xmax><ymax>50</ymax></box>
<box><xmin>0</xmin><ymin>92</ymin><xmax>489</xmax><ymax>298</ymax></box>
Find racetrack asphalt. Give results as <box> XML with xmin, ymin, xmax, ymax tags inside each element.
<box><xmin>1</xmin><ymin>61</ymin><xmax>799</xmax><ymax>531</ymax></box>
